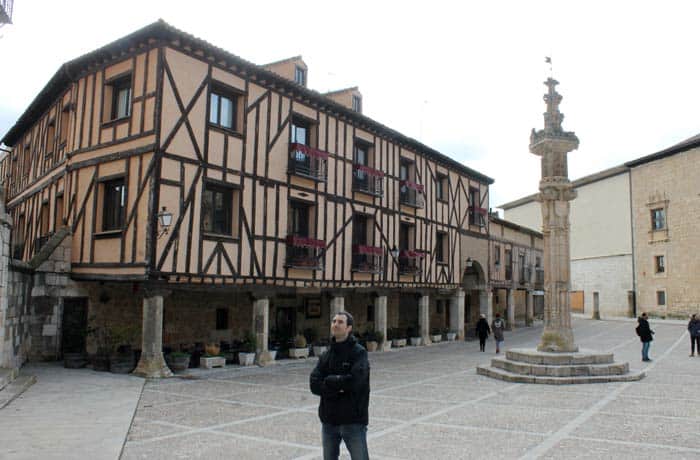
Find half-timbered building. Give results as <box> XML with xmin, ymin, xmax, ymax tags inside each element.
<box><xmin>0</xmin><ymin>21</ymin><xmax>493</xmax><ymax>375</ymax></box>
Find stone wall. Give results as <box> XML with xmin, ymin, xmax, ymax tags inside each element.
<box><xmin>571</xmin><ymin>254</ymin><xmax>633</xmax><ymax>318</ymax></box>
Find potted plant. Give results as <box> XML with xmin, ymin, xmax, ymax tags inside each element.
<box><xmin>446</xmin><ymin>329</ymin><xmax>458</xmax><ymax>341</ymax></box>
<box><xmin>166</xmin><ymin>351</ymin><xmax>191</xmax><ymax>372</ymax></box>
<box><xmin>312</xmin><ymin>332</ymin><xmax>329</xmax><ymax>357</ymax></box>
<box><xmin>289</xmin><ymin>334</ymin><xmax>309</xmax><ymax>359</ymax></box>
<box><xmin>201</xmin><ymin>342</ymin><xmax>226</xmax><ymax>369</ymax></box>
<box><xmin>431</xmin><ymin>327</ymin><xmax>443</xmax><ymax>343</ymax></box>
<box><xmin>238</xmin><ymin>330</ymin><xmax>257</xmax><ymax>366</ymax></box>
<box><xmin>390</xmin><ymin>327</ymin><xmax>407</xmax><ymax>347</ymax></box>
<box><xmin>407</xmin><ymin>326</ymin><xmax>422</xmax><ymax>346</ymax></box>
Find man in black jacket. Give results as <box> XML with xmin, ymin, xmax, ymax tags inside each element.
<box><xmin>636</xmin><ymin>312</ymin><xmax>655</xmax><ymax>362</ymax></box>
<box><xmin>310</xmin><ymin>311</ymin><xmax>370</xmax><ymax>460</ymax></box>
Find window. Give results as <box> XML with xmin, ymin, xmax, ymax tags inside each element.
<box><xmin>110</xmin><ymin>76</ymin><xmax>132</xmax><ymax>120</ymax></box>
<box><xmin>209</xmin><ymin>87</ymin><xmax>239</xmax><ymax>131</ymax></box>
<box><xmin>651</xmin><ymin>208</ymin><xmax>666</xmax><ymax>231</ymax></box>
<box><xmin>40</xmin><ymin>202</ymin><xmax>50</xmax><ymax>236</ymax></box>
<box><xmin>352</xmin><ymin>95</ymin><xmax>362</xmax><ymax>113</ymax></box>
<box><xmin>399</xmin><ymin>223</ymin><xmax>411</xmax><ymax>250</ymax></box>
<box><xmin>353</xmin><ymin>214</ymin><xmax>368</xmax><ymax>246</ymax></box>
<box><xmin>291</xmin><ymin>118</ymin><xmax>311</xmax><ymax>146</ymax></box>
<box><xmin>504</xmin><ymin>249</ymin><xmax>512</xmax><ymax>280</ymax></box>
<box><xmin>494</xmin><ymin>245</ymin><xmax>501</xmax><ymax>265</ymax></box>
<box><xmin>436</xmin><ymin>174</ymin><xmax>448</xmax><ymax>201</ymax></box>
<box><xmin>657</xmin><ymin>290</ymin><xmax>666</xmax><ymax>306</ymax></box>
<box><xmin>46</xmin><ymin>123</ymin><xmax>55</xmax><ymax>155</ymax></box>
<box><xmin>102</xmin><ymin>178</ymin><xmax>126</xmax><ymax>231</ymax></box>
<box><xmin>294</xmin><ymin>66</ymin><xmax>306</xmax><ymax>86</ymax></box>
<box><xmin>55</xmin><ymin>195</ymin><xmax>64</xmax><ymax>229</ymax></box>
<box><xmin>436</xmin><ymin>232</ymin><xmax>447</xmax><ymax>263</ymax></box>
<box><xmin>59</xmin><ymin>108</ymin><xmax>70</xmax><ymax>144</ymax></box>
<box><xmin>288</xmin><ymin>201</ymin><xmax>310</xmax><ymax>237</ymax></box>
<box><xmin>216</xmin><ymin>308</ymin><xmax>229</xmax><ymax>330</ymax></box>
<box><xmin>399</xmin><ymin>160</ymin><xmax>410</xmax><ymax>181</ymax></box>
<box><xmin>203</xmin><ymin>184</ymin><xmax>233</xmax><ymax>235</ymax></box>
<box><xmin>655</xmin><ymin>255</ymin><xmax>665</xmax><ymax>274</ymax></box>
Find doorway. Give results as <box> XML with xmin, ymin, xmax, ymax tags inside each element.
<box><xmin>61</xmin><ymin>298</ymin><xmax>88</xmax><ymax>356</ymax></box>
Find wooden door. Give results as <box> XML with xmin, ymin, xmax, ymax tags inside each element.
<box><xmin>61</xmin><ymin>298</ymin><xmax>88</xmax><ymax>355</ymax></box>
<box><xmin>570</xmin><ymin>291</ymin><xmax>584</xmax><ymax>313</ymax></box>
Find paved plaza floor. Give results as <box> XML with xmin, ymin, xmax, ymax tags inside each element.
<box><xmin>2</xmin><ymin>317</ymin><xmax>700</xmax><ymax>459</ymax></box>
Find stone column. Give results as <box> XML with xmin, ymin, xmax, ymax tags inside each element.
<box><xmin>330</xmin><ymin>295</ymin><xmax>344</xmax><ymax>318</ymax></box>
<box><xmin>253</xmin><ymin>298</ymin><xmax>274</xmax><ymax>366</ymax></box>
<box><xmin>480</xmin><ymin>289</ymin><xmax>493</xmax><ymax>325</ymax></box>
<box><xmin>418</xmin><ymin>294</ymin><xmax>431</xmax><ymax>345</ymax></box>
<box><xmin>506</xmin><ymin>289</ymin><xmax>515</xmax><ymax>331</ymax></box>
<box><xmin>374</xmin><ymin>295</ymin><xmax>388</xmax><ymax>351</ymax></box>
<box><xmin>526</xmin><ymin>290</ymin><xmax>534</xmax><ymax>326</ymax></box>
<box><xmin>133</xmin><ymin>291</ymin><xmax>172</xmax><ymax>378</ymax></box>
<box><xmin>449</xmin><ymin>289</ymin><xmax>465</xmax><ymax>340</ymax></box>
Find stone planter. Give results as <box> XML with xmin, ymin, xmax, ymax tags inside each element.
<box><xmin>110</xmin><ymin>354</ymin><xmax>136</xmax><ymax>374</ymax></box>
<box><xmin>238</xmin><ymin>352</ymin><xmax>256</xmax><ymax>366</ymax></box>
<box><xmin>200</xmin><ymin>356</ymin><xmax>226</xmax><ymax>369</ymax></box>
<box><xmin>392</xmin><ymin>338</ymin><xmax>407</xmax><ymax>347</ymax></box>
<box><xmin>63</xmin><ymin>352</ymin><xmax>88</xmax><ymax>369</ymax></box>
<box><xmin>446</xmin><ymin>332</ymin><xmax>457</xmax><ymax>341</ymax></box>
<box><xmin>312</xmin><ymin>345</ymin><xmax>328</xmax><ymax>357</ymax></box>
<box><xmin>366</xmin><ymin>341</ymin><xmax>378</xmax><ymax>352</ymax></box>
<box><xmin>166</xmin><ymin>354</ymin><xmax>191</xmax><ymax>372</ymax></box>
<box><xmin>410</xmin><ymin>337</ymin><xmax>422</xmax><ymax>346</ymax></box>
<box><xmin>431</xmin><ymin>335</ymin><xmax>442</xmax><ymax>343</ymax></box>
<box><xmin>268</xmin><ymin>350</ymin><xmax>278</xmax><ymax>361</ymax></box>
<box><xmin>381</xmin><ymin>341</ymin><xmax>392</xmax><ymax>352</ymax></box>
<box><xmin>289</xmin><ymin>347</ymin><xmax>309</xmax><ymax>359</ymax></box>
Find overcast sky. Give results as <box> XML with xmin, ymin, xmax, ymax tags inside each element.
<box><xmin>1</xmin><ymin>1</ymin><xmax>699</xmax><ymax>208</ymax></box>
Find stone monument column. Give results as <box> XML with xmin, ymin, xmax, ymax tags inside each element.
<box><xmin>529</xmin><ymin>78</ymin><xmax>579</xmax><ymax>352</ymax></box>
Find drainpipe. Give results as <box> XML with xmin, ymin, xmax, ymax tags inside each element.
<box><xmin>627</xmin><ymin>168</ymin><xmax>637</xmax><ymax>318</ymax></box>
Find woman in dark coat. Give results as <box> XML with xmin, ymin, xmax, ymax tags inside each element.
<box><xmin>636</xmin><ymin>312</ymin><xmax>654</xmax><ymax>362</ymax></box>
<box><xmin>475</xmin><ymin>314</ymin><xmax>491</xmax><ymax>352</ymax></box>
<box><xmin>687</xmin><ymin>314</ymin><xmax>700</xmax><ymax>357</ymax></box>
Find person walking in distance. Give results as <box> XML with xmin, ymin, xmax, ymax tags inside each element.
<box><xmin>310</xmin><ymin>311</ymin><xmax>370</xmax><ymax>460</ymax></box>
<box><xmin>687</xmin><ymin>314</ymin><xmax>700</xmax><ymax>357</ymax></box>
<box><xmin>636</xmin><ymin>312</ymin><xmax>654</xmax><ymax>362</ymax></box>
<box><xmin>491</xmin><ymin>313</ymin><xmax>506</xmax><ymax>354</ymax></box>
<box><xmin>475</xmin><ymin>314</ymin><xmax>491</xmax><ymax>352</ymax></box>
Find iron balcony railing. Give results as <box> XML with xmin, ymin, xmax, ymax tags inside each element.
<box><xmin>352</xmin><ymin>164</ymin><xmax>384</xmax><ymax>196</ymax></box>
<box><xmin>469</xmin><ymin>206</ymin><xmax>488</xmax><ymax>226</ymax></box>
<box><xmin>398</xmin><ymin>249</ymin><xmax>426</xmax><ymax>275</ymax></box>
<box><xmin>288</xmin><ymin>143</ymin><xmax>328</xmax><ymax>181</ymax></box>
<box><xmin>399</xmin><ymin>180</ymin><xmax>424</xmax><ymax>208</ymax></box>
<box><xmin>351</xmin><ymin>245</ymin><xmax>383</xmax><ymax>274</ymax></box>
<box><xmin>285</xmin><ymin>234</ymin><xmax>325</xmax><ymax>270</ymax></box>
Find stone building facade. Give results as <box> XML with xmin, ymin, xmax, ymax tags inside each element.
<box><xmin>627</xmin><ymin>136</ymin><xmax>700</xmax><ymax>317</ymax></box>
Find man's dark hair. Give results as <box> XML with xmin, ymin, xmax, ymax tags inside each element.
<box><xmin>336</xmin><ymin>310</ymin><xmax>354</xmax><ymax>327</ymax></box>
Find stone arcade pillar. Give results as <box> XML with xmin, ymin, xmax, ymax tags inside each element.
<box><xmin>480</xmin><ymin>289</ymin><xmax>493</xmax><ymax>325</ymax></box>
<box><xmin>526</xmin><ymin>290</ymin><xmax>534</xmax><ymax>326</ymax></box>
<box><xmin>253</xmin><ymin>298</ymin><xmax>274</xmax><ymax>366</ymax></box>
<box><xmin>506</xmin><ymin>290</ymin><xmax>515</xmax><ymax>331</ymax></box>
<box><xmin>330</xmin><ymin>295</ymin><xmax>344</xmax><ymax>318</ymax></box>
<box><xmin>449</xmin><ymin>289</ymin><xmax>466</xmax><ymax>340</ymax></box>
<box><xmin>530</xmin><ymin>77</ymin><xmax>579</xmax><ymax>353</ymax></box>
<box><xmin>133</xmin><ymin>291</ymin><xmax>173</xmax><ymax>378</ymax></box>
<box><xmin>418</xmin><ymin>294</ymin><xmax>431</xmax><ymax>345</ymax></box>
<box><xmin>374</xmin><ymin>295</ymin><xmax>388</xmax><ymax>350</ymax></box>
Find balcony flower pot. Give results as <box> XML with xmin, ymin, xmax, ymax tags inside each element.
<box><xmin>238</xmin><ymin>352</ymin><xmax>256</xmax><ymax>366</ymax></box>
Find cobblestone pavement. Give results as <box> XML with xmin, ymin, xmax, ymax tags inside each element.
<box><xmin>122</xmin><ymin>318</ymin><xmax>700</xmax><ymax>460</ymax></box>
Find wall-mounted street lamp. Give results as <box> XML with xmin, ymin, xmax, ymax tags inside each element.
<box><xmin>390</xmin><ymin>245</ymin><xmax>400</xmax><ymax>259</ymax></box>
<box><xmin>157</xmin><ymin>206</ymin><xmax>173</xmax><ymax>239</ymax></box>
<box><xmin>466</xmin><ymin>257</ymin><xmax>473</xmax><ymax>268</ymax></box>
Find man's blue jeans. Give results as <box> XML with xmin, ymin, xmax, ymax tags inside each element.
<box><xmin>642</xmin><ymin>341</ymin><xmax>651</xmax><ymax>360</ymax></box>
<box><xmin>322</xmin><ymin>423</ymin><xmax>369</xmax><ymax>460</ymax></box>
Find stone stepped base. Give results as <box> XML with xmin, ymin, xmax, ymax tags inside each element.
<box><xmin>0</xmin><ymin>367</ymin><xmax>18</xmax><ymax>392</ymax></box>
<box><xmin>477</xmin><ymin>347</ymin><xmax>644</xmax><ymax>384</ymax></box>
<box><xmin>477</xmin><ymin>365</ymin><xmax>645</xmax><ymax>385</ymax></box>
<box><xmin>0</xmin><ymin>374</ymin><xmax>36</xmax><ymax>409</ymax></box>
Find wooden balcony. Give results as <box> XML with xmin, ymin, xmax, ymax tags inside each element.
<box><xmin>399</xmin><ymin>249</ymin><xmax>426</xmax><ymax>275</ymax></box>
<box><xmin>288</xmin><ymin>143</ymin><xmax>328</xmax><ymax>181</ymax></box>
<box><xmin>399</xmin><ymin>181</ymin><xmax>424</xmax><ymax>208</ymax></box>
<box><xmin>351</xmin><ymin>245</ymin><xmax>383</xmax><ymax>273</ymax></box>
<box><xmin>284</xmin><ymin>235</ymin><xmax>325</xmax><ymax>270</ymax></box>
<box><xmin>352</xmin><ymin>164</ymin><xmax>384</xmax><ymax>196</ymax></box>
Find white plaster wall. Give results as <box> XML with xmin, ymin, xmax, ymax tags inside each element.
<box><xmin>502</xmin><ymin>201</ymin><xmax>541</xmax><ymax>233</ymax></box>
<box><xmin>571</xmin><ymin>254</ymin><xmax>633</xmax><ymax>318</ymax></box>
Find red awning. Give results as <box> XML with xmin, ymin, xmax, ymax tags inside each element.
<box><xmin>353</xmin><ymin>164</ymin><xmax>385</xmax><ymax>177</ymax></box>
<box><xmin>286</xmin><ymin>235</ymin><xmax>326</xmax><ymax>249</ymax></box>
<box><xmin>290</xmin><ymin>143</ymin><xmax>329</xmax><ymax>159</ymax></box>
<box><xmin>353</xmin><ymin>245</ymin><xmax>384</xmax><ymax>255</ymax></box>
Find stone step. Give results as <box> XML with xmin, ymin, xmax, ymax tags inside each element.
<box><xmin>0</xmin><ymin>367</ymin><xmax>17</xmax><ymax>392</ymax></box>
<box><xmin>0</xmin><ymin>375</ymin><xmax>36</xmax><ymax>409</ymax></box>
<box><xmin>491</xmin><ymin>356</ymin><xmax>629</xmax><ymax>377</ymax></box>
<box><xmin>506</xmin><ymin>348</ymin><xmax>614</xmax><ymax>365</ymax></box>
<box><xmin>476</xmin><ymin>365</ymin><xmax>645</xmax><ymax>385</ymax></box>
